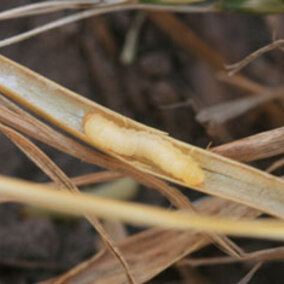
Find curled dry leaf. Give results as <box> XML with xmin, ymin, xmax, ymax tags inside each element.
<box><xmin>0</xmin><ymin>55</ymin><xmax>283</xmax><ymax>219</ymax></box>
<box><xmin>213</xmin><ymin>127</ymin><xmax>284</xmax><ymax>162</ymax></box>
<box><xmin>0</xmin><ymin>56</ymin><xmax>281</xmax><ymax>284</ymax></box>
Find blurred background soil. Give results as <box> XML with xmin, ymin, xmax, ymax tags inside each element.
<box><xmin>0</xmin><ymin>1</ymin><xmax>283</xmax><ymax>283</ymax></box>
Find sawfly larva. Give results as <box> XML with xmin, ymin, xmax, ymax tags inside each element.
<box><xmin>83</xmin><ymin>113</ymin><xmax>205</xmax><ymax>186</ymax></box>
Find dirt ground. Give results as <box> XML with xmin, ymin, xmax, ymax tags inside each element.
<box><xmin>0</xmin><ymin>1</ymin><xmax>283</xmax><ymax>283</ymax></box>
